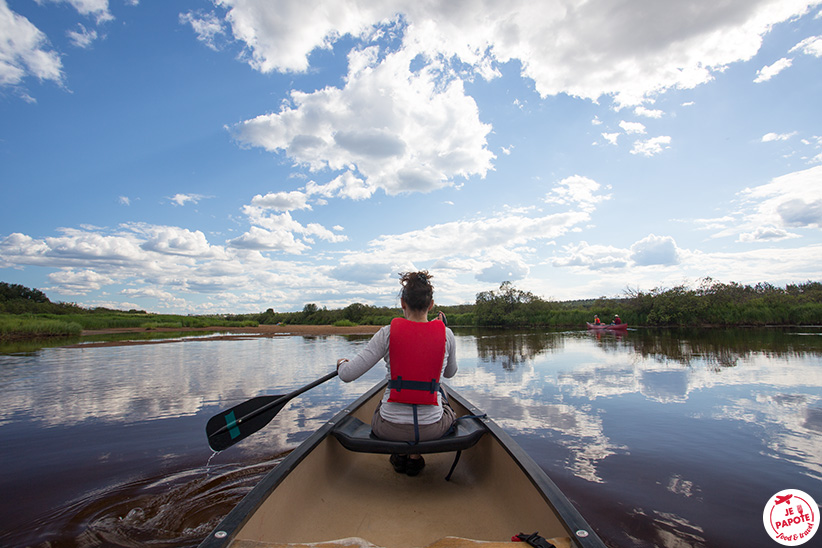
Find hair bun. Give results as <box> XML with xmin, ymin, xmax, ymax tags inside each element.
<box><xmin>399</xmin><ymin>270</ymin><xmax>434</xmax><ymax>311</ymax></box>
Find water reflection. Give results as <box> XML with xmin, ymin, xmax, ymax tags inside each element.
<box><xmin>0</xmin><ymin>328</ymin><xmax>821</xmax><ymax>547</ymax></box>
<box><xmin>462</xmin><ymin>328</ymin><xmax>563</xmax><ymax>369</ymax></box>
<box><xmin>447</xmin><ymin>327</ymin><xmax>822</xmax><ymax>547</ymax></box>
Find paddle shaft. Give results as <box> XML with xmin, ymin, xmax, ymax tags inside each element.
<box><xmin>209</xmin><ymin>370</ymin><xmax>338</xmax><ymax>439</ymax></box>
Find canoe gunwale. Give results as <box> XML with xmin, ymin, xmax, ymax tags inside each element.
<box><xmin>199</xmin><ymin>380</ymin><xmax>606</xmax><ymax>548</ymax></box>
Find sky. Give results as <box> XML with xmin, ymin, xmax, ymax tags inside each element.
<box><xmin>1</xmin><ymin>0</ymin><xmax>821</xmax><ymax>314</ymax></box>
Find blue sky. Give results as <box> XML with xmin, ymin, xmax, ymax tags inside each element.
<box><xmin>1</xmin><ymin>0</ymin><xmax>821</xmax><ymax>314</ymax></box>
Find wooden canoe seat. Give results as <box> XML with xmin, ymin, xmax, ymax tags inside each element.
<box><xmin>331</xmin><ymin>414</ymin><xmax>487</xmax><ymax>481</ymax></box>
<box><xmin>331</xmin><ymin>414</ymin><xmax>487</xmax><ymax>454</ymax></box>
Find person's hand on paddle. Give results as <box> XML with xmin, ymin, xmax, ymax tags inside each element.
<box><xmin>337</xmin><ymin>358</ymin><xmax>349</xmax><ymax>372</ymax></box>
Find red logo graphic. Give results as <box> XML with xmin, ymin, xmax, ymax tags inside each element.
<box><xmin>763</xmin><ymin>489</ymin><xmax>819</xmax><ymax>546</ymax></box>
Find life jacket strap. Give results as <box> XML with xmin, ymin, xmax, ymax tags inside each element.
<box><xmin>387</xmin><ymin>376</ymin><xmax>440</xmax><ymax>394</ymax></box>
<box><xmin>412</xmin><ymin>404</ymin><xmax>420</xmax><ymax>444</ymax></box>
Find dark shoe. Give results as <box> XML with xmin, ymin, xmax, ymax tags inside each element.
<box><xmin>405</xmin><ymin>456</ymin><xmax>425</xmax><ymax>476</ymax></box>
<box><xmin>389</xmin><ymin>453</ymin><xmax>408</xmax><ymax>474</ymax></box>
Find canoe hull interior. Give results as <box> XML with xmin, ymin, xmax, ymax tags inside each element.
<box><xmin>201</xmin><ymin>381</ymin><xmax>604</xmax><ymax>548</ymax></box>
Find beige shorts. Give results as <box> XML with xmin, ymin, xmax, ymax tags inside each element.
<box><xmin>371</xmin><ymin>401</ymin><xmax>457</xmax><ymax>443</ymax></box>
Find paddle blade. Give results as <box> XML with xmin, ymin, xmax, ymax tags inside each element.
<box><xmin>206</xmin><ymin>394</ymin><xmax>287</xmax><ymax>452</ymax></box>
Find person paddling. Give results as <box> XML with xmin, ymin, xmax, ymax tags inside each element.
<box><xmin>336</xmin><ymin>271</ymin><xmax>457</xmax><ymax>476</ymax></box>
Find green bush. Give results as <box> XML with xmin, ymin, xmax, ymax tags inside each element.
<box><xmin>333</xmin><ymin>319</ymin><xmax>358</xmax><ymax>327</ymax></box>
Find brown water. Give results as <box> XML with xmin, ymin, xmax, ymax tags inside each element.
<box><xmin>0</xmin><ymin>328</ymin><xmax>820</xmax><ymax>547</ymax></box>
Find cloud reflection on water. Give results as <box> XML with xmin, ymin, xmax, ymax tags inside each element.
<box><xmin>1</xmin><ymin>328</ymin><xmax>821</xmax><ymax>548</ymax></box>
<box><xmin>448</xmin><ymin>329</ymin><xmax>822</xmax><ymax>487</ymax></box>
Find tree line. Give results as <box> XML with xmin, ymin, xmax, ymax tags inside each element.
<box><xmin>461</xmin><ymin>278</ymin><xmax>822</xmax><ymax>327</ymax></box>
<box><xmin>3</xmin><ymin>278</ymin><xmax>821</xmax><ymax>337</ymax></box>
<box><xmin>248</xmin><ymin>278</ymin><xmax>822</xmax><ymax>327</ymax></box>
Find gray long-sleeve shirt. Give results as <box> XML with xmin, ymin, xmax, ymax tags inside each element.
<box><xmin>338</xmin><ymin>323</ymin><xmax>458</xmax><ymax>424</ymax></box>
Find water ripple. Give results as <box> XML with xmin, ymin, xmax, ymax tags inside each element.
<box><xmin>18</xmin><ymin>455</ymin><xmax>286</xmax><ymax>548</ymax></box>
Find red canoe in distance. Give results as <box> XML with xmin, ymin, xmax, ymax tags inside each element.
<box><xmin>586</xmin><ymin>322</ymin><xmax>628</xmax><ymax>331</ymax></box>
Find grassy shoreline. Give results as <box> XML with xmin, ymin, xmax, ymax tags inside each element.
<box><xmin>0</xmin><ymin>313</ymin><xmax>257</xmax><ymax>341</ymax></box>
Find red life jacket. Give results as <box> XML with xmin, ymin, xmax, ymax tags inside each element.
<box><xmin>387</xmin><ymin>318</ymin><xmax>446</xmax><ymax>405</ymax></box>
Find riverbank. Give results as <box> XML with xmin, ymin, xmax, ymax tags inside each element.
<box><xmin>80</xmin><ymin>324</ymin><xmax>382</xmax><ymax>337</ymax></box>
<box><xmin>60</xmin><ymin>324</ymin><xmax>383</xmax><ymax>348</ymax></box>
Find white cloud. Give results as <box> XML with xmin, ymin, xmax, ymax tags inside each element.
<box><xmin>801</xmin><ymin>135</ymin><xmax>822</xmax><ymax>164</ymax></box>
<box><xmin>691</xmin><ymin>215</ymin><xmax>737</xmax><ymax>231</ymax></box>
<box><xmin>754</xmin><ymin>57</ymin><xmax>792</xmax><ymax>82</ymax></box>
<box><xmin>316</xmin><ymin>172</ymin><xmax>374</xmax><ymax>201</ymax></box>
<box><xmin>0</xmin><ymin>222</ymin><xmax>348</xmax><ymax>308</ymax></box>
<box><xmin>601</xmin><ymin>132</ymin><xmax>619</xmax><ymax>145</ymax></box>
<box><xmin>42</xmin><ymin>0</ymin><xmax>113</xmax><ymax>24</ymax></box>
<box><xmin>329</xmin><ymin>262</ymin><xmax>395</xmax><ymax>285</ymax></box>
<box><xmin>476</xmin><ymin>257</ymin><xmax>530</xmax><ymax>283</ymax></box>
<box><xmin>66</xmin><ymin>24</ymin><xmax>98</xmax><ymax>49</ymax></box>
<box><xmin>233</xmin><ymin>207</ymin><xmax>347</xmax><ymax>253</ymax></box>
<box><xmin>738</xmin><ymin>226</ymin><xmax>801</xmax><ymax>242</ymax></box>
<box><xmin>630</xmin><ymin>234</ymin><xmax>681</xmax><ymax>266</ymax></box>
<box><xmin>552</xmin><ymin>242</ymin><xmax>630</xmax><ymax>270</ymax></box>
<box><xmin>634</xmin><ymin>106</ymin><xmax>664</xmax><ymax>119</ymax></box>
<box><xmin>363</xmin><ymin>210</ymin><xmax>590</xmax><ymax>266</ymax></box>
<box><xmin>47</xmin><ymin>269</ymin><xmax>113</xmax><ymax>294</ymax></box>
<box><xmin>676</xmin><ymin>245</ymin><xmax>822</xmax><ymax>287</ymax></box>
<box><xmin>740</xmin><ymin>165</ymin><xmax>822</xmax><ymax>228</ymax></box>
<box><xmin>118</xmin><ymin>196</ymin><xmax>130</xmax><ymax>206</ymax></box>
<box><xmin>46</xmin><ymin>227</ymin><xmax>144</xmax><ymax>263</ymax></box>
<box><xmin>121</xmin><ymin>286</ymin><xmax>188</xmax><ymax>308</ymax></box>
<box><xmin>762</xmin><ymin>131</ymin><xmax>797</xmax><ymax>142</ymax></box>
<box><xmin>216</xmin><ymin>0</ymin><xmax>391</xmax><ymax>73</ymax></box>
<box><xmin>790</xmin><ymin>35</ymin><xmax>822</xmax><ymax>57</ymax></box>
<box><xmin>180</xmin><ymin>10</ymin><xmax>227</xmax><ymax>51</ymax></box>
<box><xmin>227</xmin><ymin>225</ymin><xmax>309</xmax><ymax>253</ymax></box>
<box><xmin>169</xmin><ymin>193</ymin><xmax>207</xmax><ymax>206</ymax></box>
<box><xmin>122</xmin><ymin>287</ymin><xmax>180</xmax><ymax>300</ymax></box>
<box><xmin>231</xmin><ymin>45</ymin><xmax>494</xmax><ymax>196</ymax></box>
<box><xmin>251</xmin><ymin>190</ymin><xmax>311</xmax><ymax>211</ymax></box>
<box><xmin>0</xmin><ymin>1</ymin><xmax>63</xmax><ymax>86</ymax></box>
<box><xmin>619</xmin><ymin>121</ymin><xmax>646</xmax><ymax>134</ymax></box>
<box><xmin>132</xmin><ymin>224</ymin><xmax>217</xmax><ymax>257</ymax></box>
<box><xmin>1</xmin><ymin>224</ymin><xmax>218</xmax><ymax>274</ymax></box>
<box><xmin>631</xmin><ymin>136</ymin><xmax>672</xmax><ymax>157</ymax></box>
<box><xmin>546</xmin><ymin>175</ymin><xmax>611</xmax><ymax>212</ymax></box>
<box><xmin>215</xmin><ymin>0</ymin><xmax>817</xmax><ymax>107</ymax></box>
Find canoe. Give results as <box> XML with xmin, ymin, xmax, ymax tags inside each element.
<box><xmin>586</xmin><ymin>322</ymin><xmax>628</xmax><ymax>331</ymax></box>
<box><xmin>199</xmin><ymin>380</ymin><xmax>606</xmax><ymax>548</ymax></box>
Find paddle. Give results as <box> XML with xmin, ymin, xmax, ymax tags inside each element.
<box><xmin>206</xmin><ymin>370</ymin><xmax>338</xmax><ymax>451</ymax></box>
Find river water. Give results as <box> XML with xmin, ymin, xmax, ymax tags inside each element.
<box><xmin>1</xmin><ymin>327</ymin><xmax>820</xmax><ymax>547</ymax></box>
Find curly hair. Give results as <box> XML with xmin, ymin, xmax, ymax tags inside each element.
<box><xmin>399</xmin><ymin>271</ymin><xmax>434</xmax><ymax>311</ymax></box>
